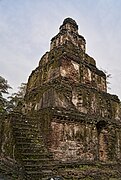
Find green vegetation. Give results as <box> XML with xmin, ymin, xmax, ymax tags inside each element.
<box><xmin>0</xmin><ymin>75</ymin><xmax>11</xmax><ymax>114</ymax></box>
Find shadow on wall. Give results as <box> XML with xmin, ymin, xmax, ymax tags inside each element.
<box><xmin>96</xmin><ymin>120</ymin><xmax>107</xmax><ymax>135</ymax></box>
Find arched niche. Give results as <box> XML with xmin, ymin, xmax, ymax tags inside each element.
<box><xmin>96</xmin><ymin>120</ymin><xmax>108</xmax><ymax>161</ymax></box>
<box><xmin>96</xmin><ymin>120</ymin><xmax>107</xmax><ymax>135</ymax></box>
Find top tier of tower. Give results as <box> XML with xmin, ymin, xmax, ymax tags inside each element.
<box><xmin>50</xmin><ymin>18</ymin><xmax>86</xmax><ymax>52</ymax></box>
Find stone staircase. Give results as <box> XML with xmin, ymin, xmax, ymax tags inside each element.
<box><xmin>11</xmin><ymin>113</ymin><xmax>54</xmax><ymax>180</ymax></box>
<box><xmin>0</xmin><ymin>157</ymin><xmax>24</xmax><ymax>180</ymax></box>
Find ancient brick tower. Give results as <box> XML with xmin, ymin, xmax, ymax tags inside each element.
<box><xmin>1</xmin><ymin>18</ymin><xmax>121</xmax><ymax>179</ymax></box>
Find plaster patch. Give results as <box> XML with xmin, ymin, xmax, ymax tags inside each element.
<box><xmin>60</xmin><ymin>67</ymin><xmax>67</xmax><ymax>77</ymax></box>
<box><xmin>71</xmin><ymin>61</ymin><xmax>79</xmax><ymax>72</ymax></box>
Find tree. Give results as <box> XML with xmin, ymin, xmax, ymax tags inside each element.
<box><xmin>0</xmin><ymin>76</ymin><xmax>11</xmax><ymax>114</ymax></box>
<box><xmin>8</xmin><ymin>83</ymin><xmax>27</xmax><ymax>111</ymax></box>
<box><xmin>100</xmin><ymin>69</ymin><xmax>112</xmax><ymax>90</ymax></box>
<box><xmin>104</xmin><ymin>70</ymin><xmax>112</xmax><ymax>90</ymax></box>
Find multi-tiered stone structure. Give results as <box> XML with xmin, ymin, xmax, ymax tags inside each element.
<box><xmin>1</xmin><ymin>18</ymin><xmax>121</xmax><ymax>179</ymax></box>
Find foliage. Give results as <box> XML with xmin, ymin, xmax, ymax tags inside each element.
<box><xmin>8</xmin><ymin>83</ymin><xmax>27</xmax><ymax>111</ymax></box>
<box><xmin>101</xmin><ymin>68</ymin><xmax>112</xmax><ymax>90</ymax></box>
<box><xmin>0</xmin><ymin>76</ymin><xmax>11</xmax><ymax>114</ymax></box>
<box><xmin>0</xmin><ymin>75</ymin><xmax>26</xmax><ymax>113</ymax></box>
<box><xmin>103</xmin><ymin>69</ymin><xmax>112</xmax><ymax>84</ymax></box>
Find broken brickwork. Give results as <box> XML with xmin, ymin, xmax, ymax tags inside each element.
<box><xmin>1</xmin><ymin>18</ymin><xmax>121</xmax><ymax>179</ymax></box>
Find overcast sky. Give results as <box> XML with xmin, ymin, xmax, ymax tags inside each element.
<box><xmin>0</xmin><ymin>0</ymin><xmax>121</xmax><ymax>99</ymax></box>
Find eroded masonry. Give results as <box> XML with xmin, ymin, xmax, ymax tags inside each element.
<box><xmin>1</xmin><ymin>18</ymin><xmax>121</xmax><ymax>180</ymax></box>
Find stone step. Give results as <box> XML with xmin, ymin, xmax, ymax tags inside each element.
<box><xmin>16</xmin><ymin>139</ymin><xmax>32</xmax><ymax>144</ymax></box>
<box><xmin>26</xmin><ymin>175</ymin><xmax>42</xmax><ymax>180</ymax></box>
<box><xmin>13</xmin><ymin>122</ymin><xmax>38</xmax><ymax>128</ymax></box>
<box><xmin>23</xmin><ymin>160</ymin><xmax>53</xmax><ymax>167</ymax></box>
<box><xmin>16</xmin><ymin>142</ymin><xmax>44</xmax><ymax>149</ymax></box>
<box><xmin>25</xmin><ymin>169</ymin><xmax>53</xmax><ymax>178</ymax></box>
<box><xmin>23</xmin><ymin>158</ymin><xmax>50</xmax><ymax>161</ymax></box>
<box><xmin>13</xmin><ymin>126</ymin><xmax>38</xmax><ymax>131</ymax></box>
<box><xmin>25</xmin><ymin>173</ymin><xmax>43</xmax><ymax>180</ymax></box>
<box><xmin>19</xmin><ymin>150</ymin><xmax>46</xmax><ymax>155</ymax></box>
<box><xmin>24</xmin><ymin>166</ymin><xmax>42</xmax><ymax>172</ymax></box>
<box><xmin>24</xmin><ymin>163</ymin><xmax>54</xmax><ymax>168</ymax></box>
<box><xmin>15</xmin><ymin>138</ymin><xmax>42</xmax><ymax>143</ymax></box>
<box><xmin>15</xmin><ymin>138</ymin><xmax>42</xmax><ymax>144</ymax></box>
<box><xmin>16</xmin><ymin>141</ymin><xmax>44</xmax><ymax>145</ymax></box>
<box><xmin>21</xmin><ymin>152</ymin><xmax>50</xmax><ymax>156</ymax></box>
<box><xmin>17</xmin><ymin>147</ymin><xmax>46</xmax><ymax>152</ymax></box>
<box><xmin>21</xmin><ymin>155</ymin><xmax>50</xmax><ymax>160</ymax></box>
<box><xmin>13</xmin><ymin>130</ymin><xmax>39</xmax><ymax>136</ymax></box>
<box><xmin>14</xmin><ymin>131</ymin><xmax>39</xmax><ymax>136</ymax></box>
<box><xmin>11</xmin><ymin>115</ymin><xmax>37</xmax><ymax>122</ymax></box>
<box><xmin>22</xmin><ymin>159</ymin><xmax>51</xmax><ymax>165</ymax></box>
<box><xmin>24</xmin><ymin>164</ymin><xmax>54</xmax><ymax>172</ymax></box>
<box><xmin>15</xmin><ymin>136</ymin><xmax>43</xmax><ymax>140</ymax></box>
<box><xmin>12</xmin><ymin>118</ymin><xmax>38</xmax><ymax>123</ymax></box>
<box><xmin>16</xmin><ymin>140</ymin><xmax>43</xmax><ymax>145</ymax></box>
<box><xmin>26</xmin><ymin>171</ymin><xmax>42</xmax><ymax>175</ymax></box>
<box><xmin>24</xmin><ymin>164</ymin><xmax>42</xmax><ymax>168</ymax></box>
<box><xmin>16</xmin><ymin>145</ymin><xmax>45</xmax><ymax>150</ymax></box>
<box><xmin>13</xmin><ymin>124</ymin><xmax>38</xmax><ymax>130</ymax></box>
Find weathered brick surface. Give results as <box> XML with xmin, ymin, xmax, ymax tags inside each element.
<box><xmin>1</xmin><ymin>18</ymin><xmax>121</xmax><ymax>179</ymax></box>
